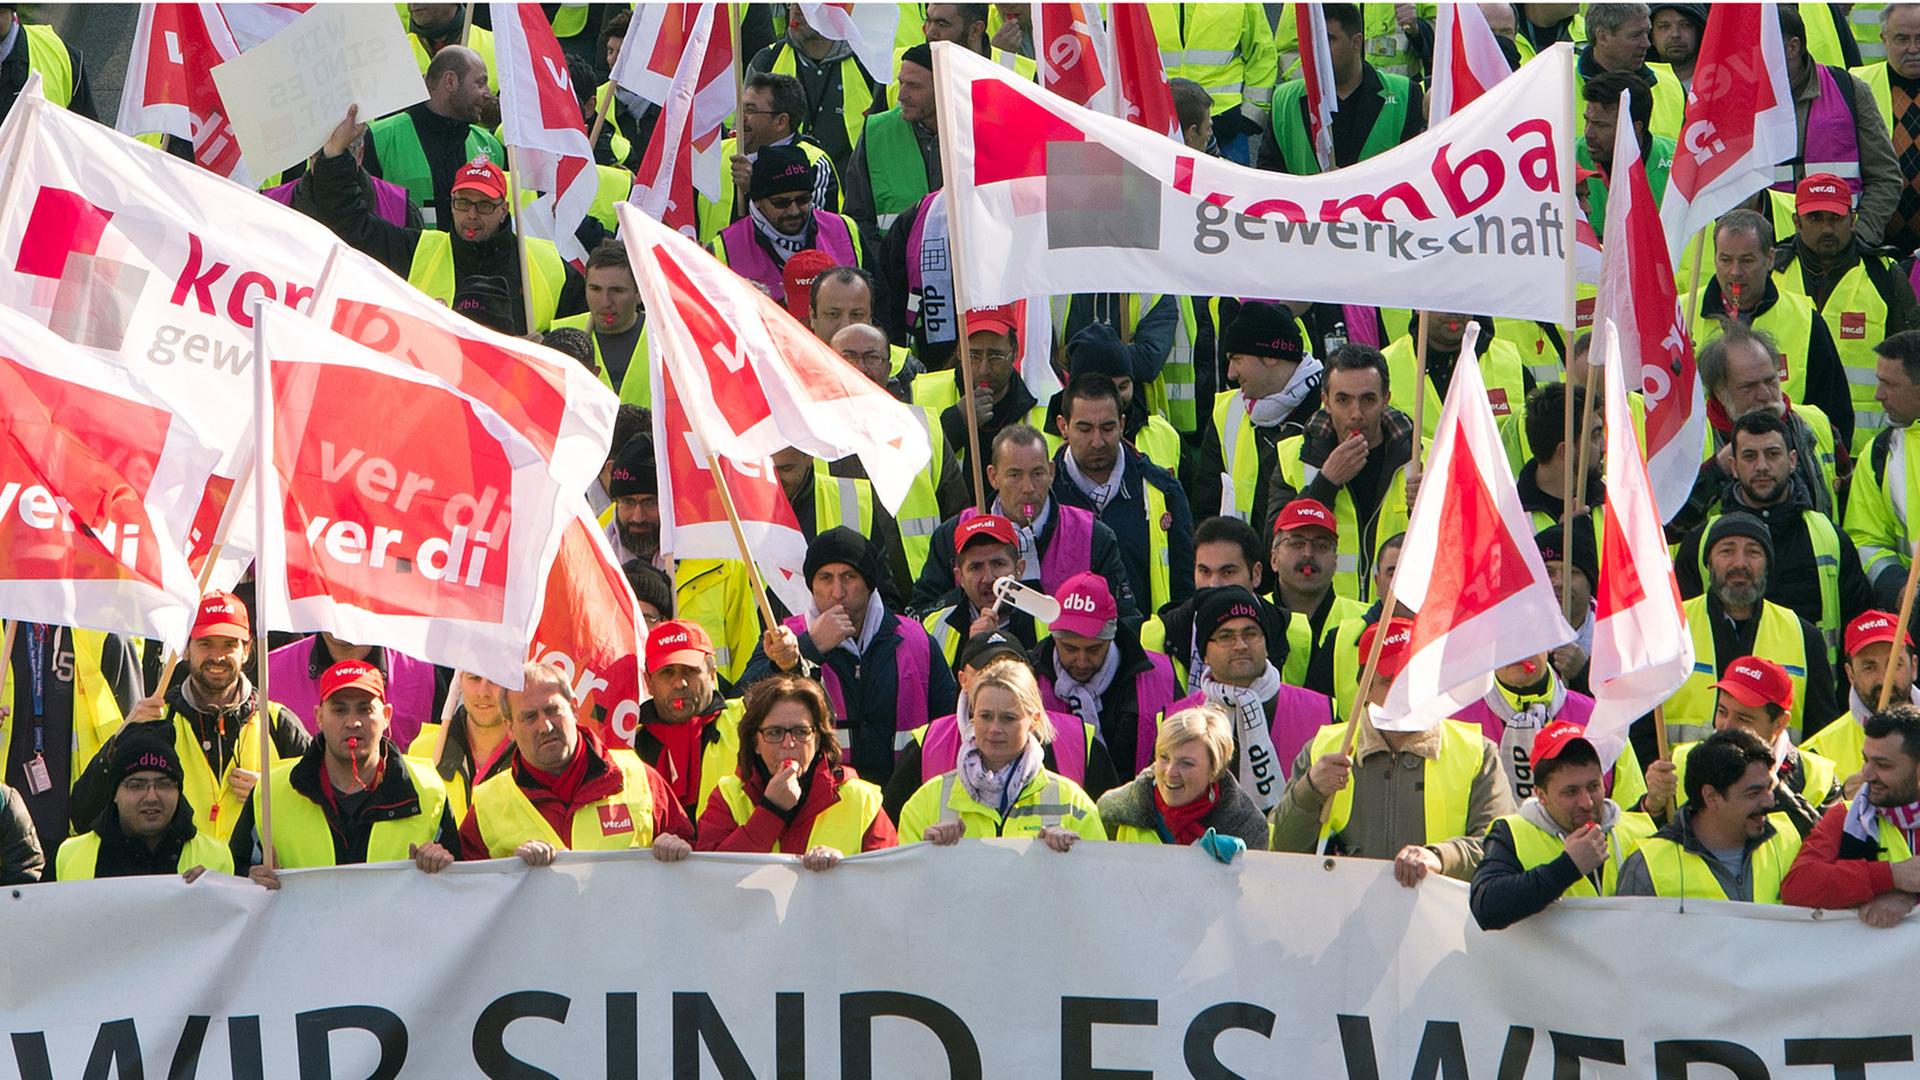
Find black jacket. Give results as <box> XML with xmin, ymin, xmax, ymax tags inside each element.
<box><xmin>1034</xmin><ymin>627</ymin><xmax>1167</xmax><ymax>776</ymax></box>
<box><xmin>938</xmin><ymin>374</ymin><xmax>1043</xmax><ymax>483</ymax></box>
<box><xmin>230</xmin><ymin>735</ymin><xmax>461</xmax><ymax>871</ymax></box>
<box><xmin>360</xmin><ymin>100</ymin><xmax>484</xmax><ymax>233</ymax></box>
<box><xmin>0</xmin><ymin>21</ymin><xmax>96</xmax><ymax>125</ymax></box>
<box><xmin>0</xmin><ymin>784</ymin><xmax>42</xmax><ymax>884</ymax></box>
<box><xmin>85</xmin><ymin>797</ymin><xmax>206</xmax><ymax>879</ymax></box>
<box><xmin>1051</xmin><ymin>443</ymin><xmax>1196</xmax><ymax>612</ymax></box>
<box><xmin>909</xmin><ymin>499</ymin><xmax>1141</xmax><ymax>621</ymax></box>
<box><xmin>1095</xmin><ymin>768</ymin><xmax>1270</xmax><ymax>850</ymax></box>
<box><xmin>1471</xmin><ymin>813</ymin><xmax>1595</xmax><ymax>930</ymax></box>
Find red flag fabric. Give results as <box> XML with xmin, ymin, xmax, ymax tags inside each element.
<box><xmin>531</xmin><ymin>510</ymin><xmax>647</xmax><ymax>746</ymax></box>
<box><xmin>627</xmin><ymin>4</ymin><xmax>713</xmax><ymax>236</ymax></box>
<box><xmin>1594</xmin><ymin>90</ymin><xmax>1704</xmax><ymax>522</ymax></box>
<box><xmin>1108</xmin><ymin>4</ymin><xmax>1179</xmax><ymax>140</ymax></box>
<box><xmin>0</xmin><ymin>303</ymin><xmax>220</xmax><ymax>647</ymax></box>
<box><xmin>1374</xmin><ymin>324</ymin><xmax>1576</xmax><ymax>732</ymax></box>
<box><xmin>1429</xmin><ymin>2</ymin><xmax>1512</xmax><ymax>124</ymax></box>
<box><xmin>491</xmin><ymin>2</ymin><xmax>600</xmax><ymax>264</ymax></box>
<box><xmin>1659</xmin><ymin>2</ymin><xmax>1797</xmax><ymax>261</ymax></box>
<box><xmin>1035</xmin><ymin>1</ymin><xmax>1111</xmax><ymax>110</ymax></box>
<box><xmin>614</xmin><ymin>3</ymin><xmax>734</xmax><ymax>199</ymax></box>
<box><xmin>117</xmin><ymin>4</ymin><xmax>250</xmax><ymax>181</ymax></box>
<box><xmin>1584</xmin><ymin>317</ymin><xmax>1695</xmax><ymax>768</ymax></box>
<box><xmin>1294</xmin><ymin>3</ymin><xmax>1337</xmax><ymax>171</ymax></box>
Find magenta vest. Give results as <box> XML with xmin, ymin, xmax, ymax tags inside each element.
<box><xmin>1453</xmin><ymin>690</ymin><xmax>1596</xmax><ymax>746</ymax></box>
<box><xmin>267</xmin><ymin>173</ymin><xmax>415</xmax><ymax>228</ymax></box>
<box><xmin>920</xmin><ymin>710</ymin><xmax>1088</xmax><ymax>783</ymax></box>
<box><xmin>265</xmin><ymin>640</ymin><xmax>438</xmax><ymax>749</ymax></box>
<box><xmin>1039</xmin><ymin>651</ymin><xmax>1184</xmax><ymax>772</ymax></box>
<box><xmin>718</xmin><ymin>211</ymin><xmax>859</xmax><ymax>304</ymax></box>
<box><xmin>958</xmin><ymin>504</ymin><xmax>1096</xmax><ymax>596</ymax></box>
<box><xmin>781</xmin><ymin>613</ymin><xmax>931</xmax><ymax>735</ymax></box>
<box><xmin>1773</xmin><ymin>65</ymin><xmax>1863</xmax><ymax>196</ymax></box>
<box><xmin>904</xmin><ymin>191</ymin><xmax>941</xmax><ymax>335</ymax></box>
<box><xmin>1170</xmin><ymin>683</ymin><xmax>1334</xmax><ymax>782</ymax></box>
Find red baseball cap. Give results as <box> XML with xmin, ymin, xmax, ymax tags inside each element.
<box><xmin>646</xmin><ymin>620</ymin><xmax>714</xmax><ymax>674</ymax></box>
<box><xmin>781</xmin><ymin>250</ymin><xmax>839</xmax><ymax>321</ymax></box>
<box><xmin>320</xmin><ymin>659</ymin><xmax>386</xmax><ymax>703</ymax></box>
<box><xmin>451</xmin><ymin>157</ymin><xmax>507</xmax><ymax>201</ymax></box>
<box><xmin>1274</xmin><ymin>497</ymin><xmax>1337</xmax><ymax>538</ymax></box>
<box><xmin>1051</xmin><ymin>571</ymin><xmax>1117</xmax><ymax>641</ymax></box>
<box><xmin>1795</xmin><ymin>172</ymin><xmax>1852</xmax><ymax>217</ymax></box>
<box><xmin>1846</xmin><ymin>610</ymin><xmax>1913</xmax><ymax>657</ymax></box>
<box><xmin>1529</xmin><ymin>720</ymin><xmax>1595</xmax><ymax>771</ymax></box>
<box><xmin>190</xmin><ymin>592</ymin><xmax>250</xmax><ymax>640</ymax></box>
<box><xmin>966</xmin><ymin>305</ymin><xmax>1019</xmax><ymax>341</ymax></box>
<box><xmin>955</xmin><ymin>513</ymin><xmax>1017</xmax><ymax>552</ymax></box>
<box><xmin>1357</xmin><ymin>617</ymin><xmax>1415</xmax><ymax>681</ymax></box>
<box><xmin>1715</xmin><ymin>656</ymin><xmax>1794</xmax><ymax>712</ymax></box>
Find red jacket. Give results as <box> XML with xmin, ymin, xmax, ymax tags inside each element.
<box><xmin>694</xmin><ymin>756</ymin><xmax>897</xmax><ymax>854</ymax></box>
<box><xmin>457</xmin><ymin>730</ymin><xmax>696</xmax><ymax>858</ymax></box>
<box><xmin>1780</xmin><ymin>802</ymin><xmax>1897</xmax><ymax>909</ymax></box>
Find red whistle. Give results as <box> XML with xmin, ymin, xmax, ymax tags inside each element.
<box><xmin>1520</xmin><ymin>660</ymin><xmax>1539</xmax><ymax>675</ymax></box>
<box><xmin>781</xmin><ymin>758</ymin><xmax>800</xmax><ymax>773</ymax></box>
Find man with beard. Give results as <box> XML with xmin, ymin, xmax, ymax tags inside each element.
<box><xmin>1617</xmin><ymin>727</ymin><xmax>1804</xmax><ymax>903</ymax></box>
<box><xmin>1669</xmin><ymin>656</ymin><xmax>1840</xmax><ymax>840</ymax></box>
<box><xmin>1782</xmin><ymin>705</ymin><xmax>1920</xmax><ymax>925</ymax></box>
<box><xmin>1675</xmin><ymin>410</ymin><xmax>1872</xmax><ymax>671</ymax></box>
<box><xmin>72</xmin><ymin>595</ymin><xmax>309</xmax><ymax>843</ymax></box>
<box><xmin>1806</xmin><ymin>612</ymin><xmax>1920</xmax><ymax>789</ymax></box>
<box><xmin>1648</xmin><ymin>4</ymin><xmax>1705</xmax><ymax>89</ymax></box>
<box><xmin>365</xmin><ymin>44</ymin><xmax>503</xmax><ymax>230</ymax></box>
<box><xmin>1268</xmin><ymin>498</ymin><xmax>1364</xmax><ymax>688</ymax></box>
<box><xmin>1664</xmin><ymin>513</ymin><xmax>1838</xmax><ymax>748</ymax></box>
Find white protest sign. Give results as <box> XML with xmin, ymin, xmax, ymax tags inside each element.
<box><xmin>211</xmin><ymin>4</ymin><xmax>426</xmax><ymax>182</ymax></box>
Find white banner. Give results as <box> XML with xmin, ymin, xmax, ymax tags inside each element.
<box><xmin>936</xmin><ymin>41</ymin><xmax>1577</xmax><ymax>324</ymax></box>
<box><xmin>6</xmin><ymin>845</ymin><xmax>1914</xmax><ymax>1076</ymax></box>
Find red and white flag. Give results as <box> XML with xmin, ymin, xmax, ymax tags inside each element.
<box><xmin>0</xmin><ymin>303</ymin><xmax>220</xmax><ymax>649</ymax></box>
<box><xmin>627</xmin><ymin>4</ymin><xmax>715</xmax><ymax>236</ymax></box>
<box><xmin>613</xmin><ymin>3</ymin><xmax>734</xmax><ymax>199</ymax></box>
<box><xmin>615</xmin><ymin>203</ymin><xmax>931</xmax><ymax>511</ymax></box>
<box><xmin>531</xmin><ymin>509</ymin><xmax>648</xmax><ymax>747</ymax></box>
<box><xmin>1294</xmin><ymin>3</ymin><xmax>1338</xmax><ymax>171</ymax></box>
<box><xmin>1594</xmin><ymin>90</ymin><xmax>1704</xmax><ymax>522</ymax></box>
<box><xmin>797</xmin><ymin>3</ymin><xmax>900</xmax><ymax>85</ymax></box>
<box><xmin>117</xmin><ymin>4</ymin><xmax>249</xmax><ymax>181</ymax></box>
<box><xmin>1035</xmin><ymin>2</ymin><xmax>1112</xmax><ymax>111</ymax></box>
<box><xmin>1374</xmin><ymin>324</ymin><xmax>1577</xmax><ymax>732</ymax></box>
<box><xmin>492</xmin><ymin>2</ymin><xmax>600</xmax><ymax>264</ymax></box>
<box><xmin>1584</xmin><ymin>316</ymin><xmax>1695</xmax><ymax>768</ymax></box>
<box><xmin>1574</xmin><ymin>201</ymin><xmax>1604</xmax><ymax>285</ymax></box>
<box><xmin>1659</xmin><ymin>2</ymin><xmax>1796</xmax><ymax>261</ymax></box>
<box><xmin>252</xmin><ymin>305</ymin><xmax>575</xmax><ymax>689</ymax></box>
<box><xmin>1429</xmin><ymin>2</ymin><xmax>1512</xmax><ymax>124</ymax></box>
<box><xmin>1108</xmin><ymin>3</ymin><xmax>1179</xmax><ymax>140</ymax></box>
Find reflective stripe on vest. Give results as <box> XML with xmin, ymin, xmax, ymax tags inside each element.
<box><xmin>1136</xmin><ymin>294</ymin><xmax>1201</xmax><ymax>433</ymax></box>
<box><xmin>923</xmin><ymin>607</ymin><xmax>964</xmax><ymax>669</ymax></box>
<box><xmin>1695</xmin><ymin>508</ymin><xmax>1844</xmax><ymax>666</ymax></box>
<box><xmin>1500</xmin><ymin>811</ymin><xmax>1656</xmax><ymax>898</ymax></box>
<box><xmin>897</xmin><ymin>405</ymin><xmax>945</xmax><ymax>577</ymax></box>
<box><xmin>1271</xmin><ymin>72</ymin><xmax>1410</xmax><ymax>174</ymax></box>
<box><xmin>1692</xmin><ymin>291</ymin><xmax>1822</xmax><ymax>416</ymax></box>
<box><xmin>54</xmin><ymin>829</ymin><xmax>232</xmax><ymax>880</ymax></box>
<box><xmin>861</xmin><ymin>108</ymin><xmax>931</xmax><ymax>230</ymax></box>
<box><xmin>1793</xmin><ymin>256</ymin><xmax>1890</xmax><ymax>439</ymax></box>
<box><xmin>713</xmin><ymin>212</ymin><xmax>861</xmax><ymax>303</ymax></box>
<box><xmin>1308</xmin><ymin>719</ymin><xmax>1483</xmax><ymax>845</ymax></box>
<box><xmin>715</xmin><ymin>773</ymin><xmax>882</xmax><ymax>853</ymax></box>
<box><xmin>1213</xmin><ymin>390</ymin><xmax>1257</xmax><ymax>523</ymax></box>
<box><xmin>813</xmin><ymin>463</ymin><xmax>877</xmax><ymax>537</ymax></box>
<box><xmin>175</xmin><ymin>708</ymin><xmax>285</xmax><ymax>841</ymax></box>
<box><xmin>469</xmin><ymin>749</ymin><xmax>657</xmax><ymax>856</ymax></box>
<box><xmin>265</xmin><ymin>755</ymin><xmax>448</xmax><ymax>867</ymax></box>
<box><xmin>1667</xmin><ymin>595</ymin><xmax>1809</xmax><ymax>746</ymax></box>
<box><xmin>936</xmin><ymin>771</ymin><xmax>1071</xmax><ymax>833</ymax></box>
<box><xmin>676</xmin><ymin>559</ymin><xmax>756</xmax><ymax>682</ymax></box>
<box><xmin>1146</xmin><ymin>2</ymin><xmax>1265</xmax><ymax>112</ymax></box>
<box><xmin>1670</xmin><ymin>741</ymin><xmax>1838</xmax><ymax>810</ymax></box>
<box><xmin>771</xmin><ymin>47</ymin><xmax>873</xmax><ymax>161</ymax></box>
<box><xmin>0</xmin><ymin>624</ymin><xmax>126</xmax><ymax>788</ymax></box>
<box><xmin>408</xmin><ymin>230</ymin><xmax>567</xmax><ymax>331</ymax></box>
<box><xmin>1772</xmin><ymin>65</ymin><xmax>1865</xmax><ymax>194</ymax></box>
<box><xmin>21</xmin><ymin>24</ymin><xmax>74</xmax><ymax>108</ymax></box>
<box><xmin>1636</xmin><ymin>814</ymin><xmax>1802</xmax><ymax>902</ymax></box>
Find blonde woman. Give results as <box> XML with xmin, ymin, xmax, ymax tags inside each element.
<box><xmin>1098</xmin><ymin>706</ymin><xmax>1268</xmax><ymax>862</ymax></box>
<box><xmin>898</xmin><ymin>659</ymin><xmax>1105</xmax><ymax>852</ymax></box>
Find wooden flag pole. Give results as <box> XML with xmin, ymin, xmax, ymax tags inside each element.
<box><xmin>1560</xmin><ymin>355</ymin><xmax>1579</xmax><ymax>620</ymax></box>
<box><xmin>586</xmin><ymin>81</ymin><xmax>615</xmax><ymax>155</ymax></box>
<box><xmin>249</xmin><ymin>303</ymin><xmax>277</xmax><ymax>874</ymax></box>
<box><xmin>953</xmin><ymin>309</ymin><xmax>988</xmax><ymax>513</ymax></box>
<box><xmin>460</xmin><ymin>1</ymin><xmax>475</xmax><ymax>46</ymax></box>
<box><xmin>1409</xmin><ymin>313</ymin><xmax>1429</xmax><ymax>476</ymax></box>
<box><xmin>1315</xmin><ymin>564</ymin><xmax>1408</xmax><ymax>853</ymax></box>
<box><xmin>1882</xmin><ymin>542</ymin><xmax>1920</xmax><ymax>712</ymax></box>
<box><xmin>1571</xmin><ymin>362</ymin><xmax>1601</xmax><ymax>519</ymax></box>
<box><xmin>503</xmin><ymin>144</ymin><xmax>540</xmax><ymax>336</ymax></box>
<box><xmin>707</xmin><ymin>452</ymin><xmax>780</xmax><ymax>631</ymax></box>
<box><xmin>927</xmin><ymin>40</ymin><xmax>989</xmax><ymax>512</ymax></box>
<box><xmin>732</xmin><ymin>5</ymin><xmax>748</xmax><ymax>218</ymax></box>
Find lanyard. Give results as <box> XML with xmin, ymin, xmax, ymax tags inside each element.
<box><xmin>26</xmin><ymin>625</ymin><xmax>47</xmax><ymax>757</ymax></box>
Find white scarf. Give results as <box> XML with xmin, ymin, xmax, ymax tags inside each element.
<box><xmin>1245</xmin><ymin>355</ymin><xmax>1324</xmax><ymax>429</ymax></box>
<box><xmin>1199</xmin><ymin>662</ymin><xmax>1286</xmax><ymax>812</ymax></box>
<box><xmin>811</xmin><ymin>596</ymin><xmax>888</xmax><ymax>658</ymax></box>
<box><xmin>748</xmin><ymin>201</ymin><xmax>810</xmax><ymax>262</ymax></box>
<box><xmin>1061</xmin><ymin>445</ymin><xmax>1125</xmax><ymax>512</ymax></box>
<box><xmin>915</xmin><ymin>192</ymin><xmax>956</xmax><ymax>345</ymax></box>
<box><xmin>991</xmin><ymin>497</ymin><xmax>1049</xmax><ymax>583</ymax></box>
<box><xmin>1480</xmin><ymin>675</ymin><xmax>1567</xmax><ymax>800</ymax></box>
<box><xmin>1053</xmin><ymin>641</ymin><xmax>1122</xmax><ymax>729</ymax></box>
<box><xmin>958</xmin><ymin>735</ymin><xmax>1045</xmax><ymax>815</ymax></box>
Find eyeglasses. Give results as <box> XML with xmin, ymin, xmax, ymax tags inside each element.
<box><xmin>758</xmin><ymin>725</ymin><xmax>816</xmax><ymax>745</ymax></box>
<box><xmin>1209</xmin><ymin>627</ymin><xmax>1266</xmax><ymax>647</ymax></box>
<box><xmin>1277</xmin><ymin>535</ymin><xmax>1336</xmax><ymax>555</ymax></box>
<box><xmin>764</xmin><ymin>194</ymin><xmax>812</xmax><ymax>212</ymax></box>
<box><xmin>120</xmin><ymin>777</ymin><xmax>180</xmax><ymax>795</ymax></box>
<box><xmin>452</xmin><ymin>197</ymin><xmax>504</xmax><ymax>214</ymax></box>
<box><xmin>976</xmin><ymin>349</ymin><xmax>1015</xmax><ymax>365</ymax></box>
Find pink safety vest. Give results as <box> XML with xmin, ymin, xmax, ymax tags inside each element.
<box><xmin>1039</xmin><ymin>651</ymin><xmax>1184</xmax><ymax>772</ymax></box>
<box><xmin>1772</xmin><ymin>65</ymin><xmax>1862</xmax><ymax>196</ymax></box>
<box><xmin>1169</xmin><ymin>684</ymin><xmax>1334</xmax><ymax>782</ymax></box>
<box><xmin>920</xmin><ymin>710</ymin><xmax>1088</xmax><ymax>783</ymax></box>
<box><xmin>957</xmin><ymin>505</ymin><xmax>1096</xmax><ymax>596</ymax></box>
<box><xmin>266</xmin><ymin>173</ymin><xmax>415</xmax><ymax>228</ymax></box>
<box><xmin>266</xmin><ymin>641</ymin><xmax>438</xmax><ymax>749</ymax></box>
<box><xmin>718</xmin><ymin>211</ymin><xmax>859</xmax><ymax>304</ymax></box>
<box><xmin>780</xmin><ymin>613</ymin><xmax>932</xmax><ymax>736</ymax></box>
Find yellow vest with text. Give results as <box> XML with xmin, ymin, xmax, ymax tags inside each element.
<box><xmin>408</xmin><ymin>230</ymin><xmax>567</xmax><ymax>332</ymax></box>
<box><xmin>1666</xmin><ymin>595</ymin><xmax>1809</xmax><ymax>746</ymax></box>
<box><xmin>263</xmin><ymin>755</ymin><xmax>449</xmax><ymax>868</ymax></box>
<box><xmin>552</xmin><ymin>312</ymin><xmax>651</xmax><ymax>407</ymax></box>
<box><xmin>713</xmin><ymin>774</ymin><xmax>883</xmax><ymax>853</ymax></box>
<box><xmin>54</xmin><ymin>828</ymin><xmax>233</xmax><ymax>880</ymax></box>
<box><xmin>0</xmin><ymin>625</ymin><xmax>126</xmax><ymax>791</ymax></box>
<box><xmin>1635</xmin><ymin>812</ymin><xmax>1802</xmax><ymax>903</ymax></box>
<box><xmin>1501</xmin><ymin>810</ymin><xmax>1657</xmax><ymax>898</ymax></box>
<box><xmin>1691</xmin><ymin>290</ymin><xmax>1823</xmax><ymax>428</ymax></box>
<box><xmin>1308</xmin><ymin>719</ymin><xmax>1484</xmax><ymax>845</ymax></box>
<box><xmin>1780</xmin><ymin>255</ymin><xmax>1892</xmax><ymax>448</ymax></box>
<box><xmin>469</xmin><ymin>747</ymin><xmax>657</xmax><ymax>856</ymax></box>
<box><xmin>1381</xmin><ymin>335</ymin><xmax>1530</xmax><ymax>466</ymax></box>
<box><xmin>1272</xmin><ymin>433</ymin><xmax>1415</xmax><ymax>603</ymax></box>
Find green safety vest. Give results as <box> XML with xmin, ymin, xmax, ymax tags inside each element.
<box><xmin>860</xmin><ymin>108</ymin><xmax>930</xmax><ymax>230</ymax></box>
<box><xmin>1694</xmin><ymin>508</ymin><xmax>1844</xmax><ymax>668</ymax></box>
<box><xmin>1500</xmin><ymin>810</ymin><xmax>1657</xmax><ymax>898</ymax></box>
<box><xmin>265</xmin><ymin>755</ymin><xmax>448</xmax><ymax>868</ymax></box>
<box><xmin>55</xmin><ymin>828</ymin><xmax>233</xmax><ymax>880</ymax></box>
<box><xmin>1671</xmin><ymin>740</ymin><xmax>1838</xmax><ymax>810</ymax></box>
<box><xmin>1270</xmin><ymin>428</ymin><xmax>1415</xmax><ymax>603</ymax></box>
<box><xmin>771</xmin><ymin>46</ymin><xmax>875</xmax><ymax>162</ymax></box>
<box><xmin>1666</xmin><ymin>595</ymin><xmax>1810</xmax><ymax>747</ymax></box>
<box><xmin>550</xmin><ymin>312</ymin><xmax>650</xmax><ymax>406</ymax></box>
<box><xmin>407</xmin><ymin>229</ymin><xmax>568</xmax><ymax>332</ymax></box>
<box><xmin>1306</xmin><ymin>719</ymin><xmax>1483</xmax><ymax>845</ymax></box>
<box><xmin>20</xmin><ymin>24</ymin><xmax>74</xmax><ymax>108</ymax></box>
<box><xmin>1634</xmin><ymin>812</ymin><xmax>1801</xmax><ymax>903</ymax></box>
<box><xmin>1270</xmin><ymin>72</ymin><xmax>1411</xmax><ymax>174</ymax></box>
<box><xmin>366</xmin><ymin>112</ymin><xmax>505</xmax><ymax>228</ymax></box>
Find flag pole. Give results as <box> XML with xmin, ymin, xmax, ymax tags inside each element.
<box><xmin>928</xmin><ymin>41</ymin><xmax>988</xmax><ymax>511</ymax></box>
<box><xmin>706</xmin><ymin>452</ymin><xmax>780</xmax><ymax>630</ymax></box>
<box><xmin>460</xmin><ymin>1</ymin><xmax>474</xmax><ymax>46</ymax></box>
<box><xmin>249</xmin><ymin>304</ymin><xmax>276</xmax><ymax>874</ymax></box>
<box><xmin>732</xmin><ymin>4</ymin><xmax>748</xmax><ymax>218</ymax></box>
<box><xmin>1560</xmin><ymin>351</ymin><xmax>1578</xmax><ymax>619</ymax></box>
<box><xmin>954</xmin><ymin>311</ymin><xmax>988</xmax><ymax>512</ymax></box>
<box><xmin>1571</xmin><ymin>362</ymin><xmax>1600</xmax><ymax>520</ymax></box>
<box><xmin>587</xmin><ymin>82</ymin><xmax>615</xmax><ymax>155</ymax></box>
<box><xmin>1409</xmin><ymin>313</ymin><xmax>1429</xmax><ymax>475</ymax></box>
<box><xmin>1315</xmin><ymin>566</ymin><xmax>1407</xmax><ymax>854</ymax></box>
<box><xmin>1680</xmin><ymin>228</ymin><xmax>1707</xmax><ymax>336</ymax></box>
<box><xmin>504</xmin><ymin>144</ymin><xmax>540</xmax><ymax>336</ymax></box>
<box><xmin>1882</xmin><ymin>542</ymin><xmax>1920</xmax><ymax>711</ymax></box>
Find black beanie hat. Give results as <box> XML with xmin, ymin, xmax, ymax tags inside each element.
<box><xmin>607</xmin><ymin>434</ymin><xmax>657</xmax><ymax>499</ymax></box>
<box><xmin>749</xmin><ymin>144</ymin><xmax>816</xmax><ymax>201</ymax></box>
<box><xmin>1066</xmin><ymin>322</ymin><xmax>1132</xmax><ymax>380</ymax></box>
<box><xmin>1534</xmin><ymin>523</ymin><xmax>1599</xmax><ymax>590</ymax></box>
<box><xmin>1194</xmin><ymin>586</ymin><xmax>1267</xmax><ymax>648</ymax></box>
<box><xmin>111</xmin><ymin>732</ymin><xmax>185</xmax><ymax>787</ymax></box>
<box><xmin>1704</xmin><ymin>511</ymin><xmax>1774</xmax><ymax>572</ymax></box>
<box><xmin>803</xmin><ymin>526</ymin><xmax>882</xmax><ymax>592</ymax></box>
<box><xmin>1222</xmin><ymin>302</ymin><xmax>1304</xmax><ymax>362</ymax></box>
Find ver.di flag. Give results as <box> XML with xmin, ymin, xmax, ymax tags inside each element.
<box><xmin>492</xmin><ymin>2</ymin><xmax>600</xmax><ymax>264</ymax></box>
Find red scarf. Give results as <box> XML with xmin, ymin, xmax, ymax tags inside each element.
<box><xmin>650</xmin><ymin>714</ymin><xmax>715</xmax><ymax>809</ymax></box>
<box><xmin>1705</xmin><ymin>394</ymin><xmax>1794</xmax><ymax>435</ymax></box>
<box><xmin>1154</xmin><ymin>783</ymin><xmax>1218</xmax><ymax>846</ymax></box>
<box><xmin>522</xmin><ymin>735</ymin><xmax>592</xmax><ymax>806</ymax></box>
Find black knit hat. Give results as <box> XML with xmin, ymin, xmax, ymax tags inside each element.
<box><xmin>1704</xmin><ymin>511</ymin><xmax>1774</xmax><ymax>571</ymax></box>
<box><xmin>1534</xmin><ymin>523</ymin><xmax>1598</xmax><ymax>590</ymax></box>
<box><xmin>901</xmin><ymin>43</ymin><xmax>933</xmax><ymax>72</ymax></box>
<box><xmin>110</xmin><ymin>732</ymin><xmax>184</xmax><ymax>787</ymax></box>
<box><xmin>452</xmin><ymin>274</ymin><xmax>516</xmax><ymax>334</ymax></box>
<box><xmin>607</xmin><ymin>434</ymin><xmax>657</xmax><ymax>498</ymax></box>
<box><xmin>624</xmin><ymin>559</ymin><xmax>675</xmax><ymax>618</ymax></box>
<box><xmin>1194</xmin><ymin>586</ymin><xmax>1267</xmax><ymax>648</ymax></box>
<box><xmin>1066</xmin><ymin>322</ymin><xmax>1132</xmax><ymax>380</ymax></box>
<box><xmin>749</xmin><ymin>144</ymin><xmax>815</xmax><ymax>201</ymax></box>
<box><xmin>803</xmin><ymin>526</ymin><xmax>882</xmax><ymax>592</ymax></box>
<box><xmin>1221</xmin><ymin>302</ymin><xmax>1303</xmax><ymax>362</ymax></box>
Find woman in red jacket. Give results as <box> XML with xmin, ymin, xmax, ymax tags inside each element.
<box><xmin>696</xmin><ymin>674</ymin><xmax>896</xmax><ymax>866</ymax></box>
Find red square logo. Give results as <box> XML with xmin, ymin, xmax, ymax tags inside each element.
<box><xmin>1486</xmin><ymin>388</ymin><xmax>1511</xmax><ymax>416</ymax></box>
<box><xmin>1575</xmin><ymin>296</ymin><xmax>1595</xmax><ymax>329</ymax></box>
<box><xmin>597</xmin><ymin>803</ymin><xmax>634</xmax><ymax>836</ymax></box>
<box><xmin>1840</xmin><ymin>311</ymin><xmax>1867</xmax><ymax>339</ymax></box>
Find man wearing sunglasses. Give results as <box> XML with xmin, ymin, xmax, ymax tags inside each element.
<box><xmin>710</xmin><ymin>145</ymin><xmax>866</xmax><ymax>309</ymax></box>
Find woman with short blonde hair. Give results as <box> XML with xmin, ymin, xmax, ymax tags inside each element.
<box><xmin>1097</xmin><ymin>705</ymin><xmax>1269</xmax><ymax>858</ymax></box>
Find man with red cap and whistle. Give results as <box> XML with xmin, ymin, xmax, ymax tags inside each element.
<box><xmin>628</xmin><ymin>622</ymin><xmax>746</xmax><ymax>820</ymax></box>
<box><xmin>1806</xmin><ymin>610</ymin><xmax>1920</xmax><ymax>788</ymax></box>
<box><xmin>233</xmin><ymin>660</ymin><xmax>460</xmax><ymax>886</ymax></box>
<box><xmin>1268</xmin><ymin>497</ymin><xmax>1366</xmax><ymax>687</ymax></box>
